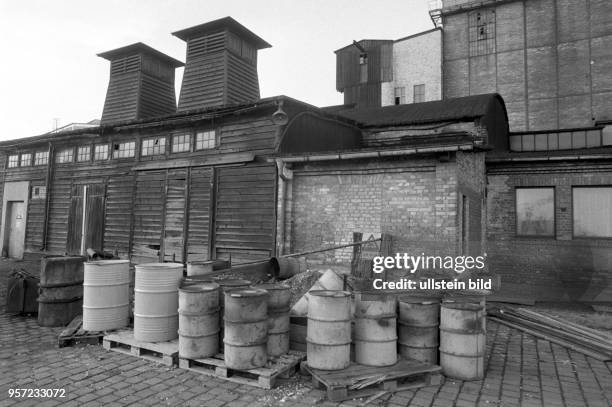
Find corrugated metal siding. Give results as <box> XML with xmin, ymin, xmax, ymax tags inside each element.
<box><xmin>214</xmin><ymin>164</ymin><xmax>276</xmax><ymax>263</ymax></box>
<box><xmin>187</xmin><ymin>167</ymin><xmax>213</xmax><ymax>261</ymax></box>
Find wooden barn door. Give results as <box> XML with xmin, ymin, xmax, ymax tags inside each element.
<box><xmin>132</xmin><ymin>171</ymin><xmax>166</xmax><ymax>263</ymax></box>
<box><xmin>214</xmin><ymin>164</ymin><xmax>276</xmax><ymax>264</ymax></box>
<box><xmin>67</xmin><ymin>183</ymin><xmax>106</xmax><ymax>255</ymax></box>
<box><xmin>187</xmin><ymin>167</ymin><xmax>214</xmax><ymax>261</ymax></box>
<box><xmin>162</xmin><ymin>169</ymin><xmax>187</xmax><ymax>262</ymax></box>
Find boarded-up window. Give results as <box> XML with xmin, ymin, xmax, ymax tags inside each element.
<box><xmin>413</xmin><ymin>84</ymin><xmax>425</xmax><ymax>103</ymax></box>
<box><xmin>516</xmin><ymin>188</ymin><xmax>554</xmax><ymax>237</ymax></box>
<box><xmin>573</xmin><ymin>187</ymin><xmax>612</xmax><ymax>238</ymax></box>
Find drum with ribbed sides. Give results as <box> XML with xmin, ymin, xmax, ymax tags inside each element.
<box><xmin>83</xmin><ymin>260</ymin><xmax>130</xmax><ymax>331</ymax></box>
<box><xmin>354</xmin><ymin>291</ymin><xmax>397</xmax><ymax>367</ymax></box>
<box><xmin>134</xmin><ymin>263</ymin><xmax>183</xmax><ymax>342</ymax></box>
<box><xmin>178</xmin><ymin>282</ymin><xmax>220</xmax><ymax>359</ymax></box>
<box><xmin>255</xmin><ymin>283</ymin><xmax>291</xmax><ymax>357</ymax></box>
<box><xmin>307</xmin><ymin>290</ymin><xmax>352</xmax><ymax>370</ymax></box>
<box><xmin>398</xmin><ymin>296</ymin><xmax>440</xmax><ymax>364</ymax></box>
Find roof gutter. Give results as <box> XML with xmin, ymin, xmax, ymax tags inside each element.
<box><xmin>487</xmin><ymin>154</ymin><xmax>612</xmax><ymax>163</ymax></box>
<box><xmin>268</xmin><ymin>143</ymin><xmax>474</xmax><ymax>163</ymax></box>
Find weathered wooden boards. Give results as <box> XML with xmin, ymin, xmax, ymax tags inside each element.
<box><xmin>179</xmin><ymin>351</ymin><xmax>306</xmax><ymax>389</ymax></box>
<box><xmin>302</xmin><ymin>358</ymin><xmax>442</xmax><ymax>402</ymax></box>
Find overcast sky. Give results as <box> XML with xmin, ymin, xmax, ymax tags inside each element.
<box><xmin>0</xmin><ymin>0</ymin><xmax>434</xmax><ymax>141</ymax></box>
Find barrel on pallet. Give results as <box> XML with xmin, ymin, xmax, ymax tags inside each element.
<box><xmin>224</xmin><ymin>288</ymin><xmax>269</xmax><ymax>370</ymax></box>
<box><xmin>307</xmin><ymin>290</ymin><xmax>352</xmax><ymax>370</ymax></box>
<box><xmin>256</xmin><ymin>283</ymin><xmax>291</xmax><ymax>357</ymax></box>
<box><xmin>215</xmin><ymin>278</ymin><xmax>251</xmax><ymax>347</ymax></box>
<box><xmin>398</xmin><ymin>296</ymin><xmax>440</xmax><ymax>364</ymax></box>
<box><xmin>291</xmin><ymin>270</ymin><xmax>344</xmax><ymax>316</ymax></box>
<box><xmin>38</xmin><ymin>256</ymin><xmax>86</xmax><ymax>327</ymax></box>
<box><xmin>83</xmin><ymin>260</ymin><xmax>130</xmax><ymax>331</ymax></box>
<box><xmin>134</xmin><ymin>263</ymin><xmax>183</xmax><ymax>342</ymax></box>
<box><xmin>439</xmin><ymin>302</ymin><xmax>486</xmax><ymax>380</ymax></box>
<box><xmin>178</xmin><ymin>282</ymin><xmax>220</xmax><ymax>359</ymax></box>
<box><xmin>353</xmin><ymin>291</ymin><xmax>397</xmax><ymax>366</ymax></box>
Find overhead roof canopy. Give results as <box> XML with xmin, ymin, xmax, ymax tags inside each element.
<box><xmin>172</xmin><ymin>16</ymin><xmax>271</xmax><ymax>49</ymax></box>
<box><xmin>97</xmin><ymin>42</ymin><xmax>184</xmax><ymax>67</ymax></box>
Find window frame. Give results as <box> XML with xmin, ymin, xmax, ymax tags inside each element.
<box><xmin>571</xmin><ymin>186</ymin><xmax>612</xmax><ymax>239</ymax></box>
<box><xmin>141</xmin><ymin>137</ymin><xmax>167</xmax><ymax>157</ymax></box>
<box><xmin>55</xmin><ymin>148</ymin><xmax>74</xmax><ymax>164</ymax></box>
<box><xmin>112</xmin><ymin>141</ymin><xmax>136</xmax><ymax>159</ymax></box>
<box><xmin>20</xmin><ymin>153</ymin><xmax>32</xmax><ymax>167</ymax></box>
<box><xmin>413</xmin><ymin>84</ymin><xmax>426</xmax><ymax>104</ymax></box>
<box><xmin>195</xmin><ymin>130</ymin><xmax>217</xmax><ymax>151</ymax></box>
<box><xmin>94</xmin><ymin>144</ymin><xmax>109</xmax><ymax>161</ymax></box>
<box><xmin>7</xmin><ymin>154</ymin><xmax>19</xmax><ymax>168</ymax></box>
<box><xmin>515</xmin><ymin>186</ymin><xmax>556</xmax><ymax>238</ymax></box>
<box><xmin>34</xmin><ymin>151</ymin><xmax>49</xmax><ymax>166</ymax></box>
<box><xmin>77</xmin><ymin>145</ymin><xmax>91</xmax><ymax>162</ymax></box>
<box><xmin>172</xmin><ymin>133</ymin><xmax>192</xmax><ymax>153</ymax></box>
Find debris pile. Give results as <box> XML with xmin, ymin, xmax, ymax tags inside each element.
<box><xmin>282</xmin><ymin>270</ymin><xmax>322</xmax><ymax>307</ymax></box>
<box><xmin>489</xmin><ymin>306</ymin><xmax>612</xmax><ymax>361</ymax></box>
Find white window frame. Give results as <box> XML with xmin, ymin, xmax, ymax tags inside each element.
<box><xmin>77</xmin><ymin>146</ymin><xmax>91</xmax><ymax>162</ymax></box>
<box><xmin>195</xmin><ymin>130</ymin><xmax>217</xmax><ymax>150</ymax></box>
<box><xmin>141</xmin><ymin>137</ymin><xmax>166</xmax><ymax>156</ymax></box>
<box><xmin>8</xmin><ymin>154</ymin><xmax>19</xmax><ymax>168</ymax></box>
<box><xmin>20</xmin><ymin>153</ymin><xmax>32</xmax><ymax>167</ymax></box>
<box><xmin>34</xmin><ymin>151</ymin><xmax>49</xmax><ymax>166</ymax></box>
<box><xmin>56</xmin><ymin>148</ymin><xmax>74</xmax><ymax>164</ymax></box>
<box><xmin>172</xmin><ymin>133</ymin><xmax>191</xmax><ymax>153</ymax></box>
<box><xmin>94</xmin><ymin>144</ymin><xmax>109</xmax><ymax>161</ymax></box>
<box><xmin>113</xmin><ymin>141</ymin><xmax>136</xmax><ymax>159</ymax></box>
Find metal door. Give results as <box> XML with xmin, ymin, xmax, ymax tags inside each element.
<box><xmin>7</xmin><ymin>201</ymin><xmax>26</xmax><ymax>258</ymax></box>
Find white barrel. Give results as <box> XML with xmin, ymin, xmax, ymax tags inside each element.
<box><xmin>134</xmin><ymin>263</ymin><xmax>183</xmax><ymax>342</ymax></box>
<box><xmin>83</xmin><ymin>260</ymin><xmax>130</xmax><ymax>331</ymax></box>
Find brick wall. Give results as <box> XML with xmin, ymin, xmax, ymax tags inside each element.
<box><xmin>486</xmin><ymin>161</ymin><xmax>612</xmax><ymax>301</ymax></box>
<box><xmin>442</xmin><ymin>0</ymin><xmax>612</xmax><ymax>131</ymax></box>
<box><xmin>284</xmin><ymin>153</ymin><xmax>490</xmax><ymax>282</ymax></box>
<box><xmin>381</xmin><ymin>29</ymin><xmax>443</xmax><ymax>106</ymax></box>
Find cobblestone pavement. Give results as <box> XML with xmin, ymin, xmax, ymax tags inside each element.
<box><xmin>1</xmin><ymin>258</ymin><xmax>611</xmax><ymax>406</ymax></box>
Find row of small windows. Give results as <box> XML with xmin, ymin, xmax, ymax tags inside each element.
<box><xmin>6</xmin><ymin>130</ymin><xmax>217</xmax><ymax>168</ymax></box>
<box><xmin>516</xmin><ymin>187</ymin><xmax>612</xmax><ymax>239</ymax></box>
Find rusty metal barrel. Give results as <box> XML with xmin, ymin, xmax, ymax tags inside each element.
<box><xmin>215</xmin><ymin>279</ymin><xmax>252</xmax><ymax>347</ymax></box>
<box><xmin>38</xmin><ymin>256</ymin><xmax>86</xmax><ymax>327</ymax></box>
<box><xmin>82</xmin><ymin>260</ymin><xmax>130</xmax><ymax>331</ymax></box>
<box><xmin>353</xmin><ymin>291</ymin><xmax>397</xmax><ymax>366</ymax></box>
<box><xmin>307</xmin><ymin>290</ymin><xmax>352</xmax><ymax>370</ymax></box>
<box><xmin>223</xmin><ymin>288</ymin><xmax>269</xmax><ymax>369</ymax></box>
<box><xmin>134</xmin><ymin>263</ymin><xmax>183</xmax><ymax>342</ymax></box>
<box><xmin>178</xmin><ymin>283</ymin><xmax>220</xmax><ymax>359</ymax></box>
<box><xmin>256</xmin><ymin>283</ymin><xmax>291</xmax><ymax>357</ymax></box>
<box><xmin>398</xmin><ymin>296</ymin><xmax>440</xmax><ymax>364</ymax></box>
<box><xmin>439</xmin><ymin>302</ymin><xmax>486</xmax><ymax>380</ymax></box>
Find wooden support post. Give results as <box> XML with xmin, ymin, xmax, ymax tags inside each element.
<box><xmin>380</xmin><ymin>233</ymin><xmax>393</xmax><ymax>281</ymax></box>
<box><xmin>351</xmin><ymin>232</ymin><xmax>363</xmax><ymax>276</ymax></box>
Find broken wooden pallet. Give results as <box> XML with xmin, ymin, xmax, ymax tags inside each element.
<box><xmin>103</xmin><ymin>329</ymin><xmax>178</xmax><ymax>367</ymax></box>
<box><xmin>58</xmin><ymin>315</ymin><xmax>104</xmax><ymax>348</ymax></box>
<box><xmin>178</xmin><ymin>350</ymin><xmax>306</xmax><ymax>389</ymax></box>
<box><xmin>303</xmin><ymin>358</ymin><xmax>442</xmax><ymax>402</ymax></box>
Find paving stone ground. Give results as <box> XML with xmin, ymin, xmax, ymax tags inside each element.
<box><xmin>1</xmin><ymin>257</ymin><xmax>611</xmax><ymax>406</ymax></box>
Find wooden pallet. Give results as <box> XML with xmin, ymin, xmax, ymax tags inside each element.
<box><xmin>178</xmin><ymin>350</ymin><xmax>306</xmax><ymax>389</ymax></box>
<box><xmin>58</xmin><ymin>315</ymin><xmax>105</xmax><ymax>348</ymax></box>
<box><xmin>103</xmin><ymin>330</ymin><xmax>178</xmax><ymax>367</ymax></box>
<box><xmin>303</xmin><ymin>358</ymin><xmax>442</xmax><ymax>402</ymax></box>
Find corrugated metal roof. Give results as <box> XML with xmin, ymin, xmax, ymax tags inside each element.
<box><xmin>333</xmin><ymin>93</ymin><xmax>505</xmax><ymax>127</ymax></box>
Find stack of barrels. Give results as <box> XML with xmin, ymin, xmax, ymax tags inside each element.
<box><xmin>303</xmin><ymin>289</ymin><xmax>486</xmax><ymax>381</ymax></box>
<box><xmin>256</xmin><ymin>283</ymin><xmax>291</xmax><ymax>357</ymax></box>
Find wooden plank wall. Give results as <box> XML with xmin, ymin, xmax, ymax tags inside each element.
<box><xmin>132</xmin><ymin>170</ymin><xmax>165</xmax><ymax>263</ymax></box>
<box><xmin>163</xmin><ymin>169</ymin><xmax>187</xmax><ymax>262</ymax></box>
<box><xmin>226</xmin><ymin>51</ymin><xmax>260</xmax><ymax>103</ymax></box>
<box><xmin>214</xmin><ymin>163</ymin><xmax>276</xmax><ymax>264</ymax></box>
<box><xmin>187</xmin><ymin>167</ymin><xmax>213</xmax><ymax>261</ymax></box>
<box><xmin>25</xmin><ymin>181</ymin><xmax>46</xmax><ymax>251</ymax></box>
<box><xmin>178</xmin><ymin>53</ymin><xmax>227</xmax><ymax>110</ymax></box>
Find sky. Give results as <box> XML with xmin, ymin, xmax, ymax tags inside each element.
<box><xmin>0</xmin><ymin>0</ymin><xmax>434</xmax><ymax>141</ymax></box>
